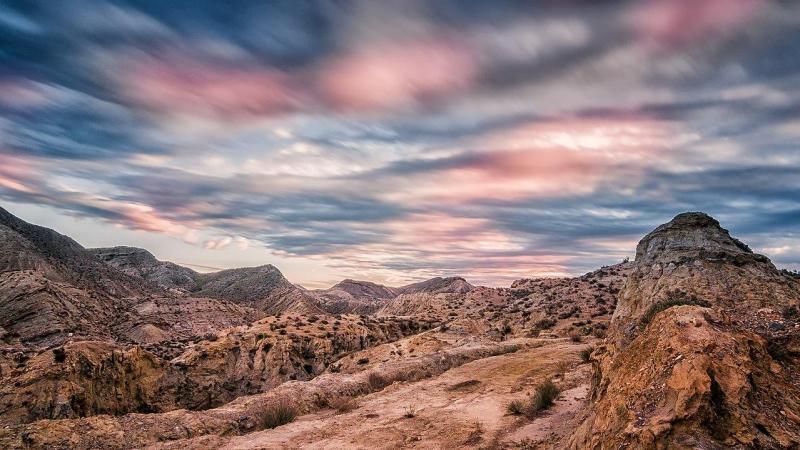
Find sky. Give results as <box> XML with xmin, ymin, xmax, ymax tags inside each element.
<box><xmin>1</xmin><ymin>0</ymin><xmax>799</xmax><ymax>288</ymax></box>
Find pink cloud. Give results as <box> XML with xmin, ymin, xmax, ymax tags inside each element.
<box><xmin>629</xmin><ymin>0</ymin><xmax>765</xmax><ymax>46</ymax></box>
<box><xmin>387</xmin><ymin>116</ymin><xmax>674</xmax><ymax>204</ymax></box>
<box><xmin>314</xmin><ymin>212</ymin><xmax>571</xmax><ymax>286</ymax></box>
<box><xmin>0</xmin><ymin>154</ymin><xmax>37</xmax><ymax>194</ymax></box>
<box><xmin>124</xmin><ymin>59</ymin><xmax>302</xmax><ymax>119</ymax></box>
<box><xmin>318</xmin><ymin>38</ymin><xmax>478</xmax><ymax>112</ymax></box>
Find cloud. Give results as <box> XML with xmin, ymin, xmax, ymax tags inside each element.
<box><xmin>1</xmin><ymin>1</ymin><xmax>799</xmax><ymax>286</ymax></box>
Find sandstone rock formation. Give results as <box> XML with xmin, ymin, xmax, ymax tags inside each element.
<box><xmin>569</xmin><ymin>212</ymin><xmax>800</xmax><ymax>449</ymax></box>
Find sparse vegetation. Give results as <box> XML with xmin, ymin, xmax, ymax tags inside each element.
<box><xmin>638</xmin><ymin>293</ymin><xmax>711</xmax><ymax>330</ymax></box>
<box><xmin>506</xmin><ymin>398</ymin><xmax>526</xmax><ymax>415</ymax></box>
<box><xmin>534</xmin><ymin>318</ymin><xmax>556</xmax><ymax>330</ymax></box>
<box><xmin>580</xmin><ymin>347</ymin><xmax>594</xmax><ymax>363</ymax></box>
<box><xmin>261</xmin><ymin>399</ymin><xmax>297</xmax><ymax>429</ymax></box>
<box><xmin>464</xmin><ymin>421</ymin><xmax>484</xmax><ymax>445</ymax></box>
<box><xmin>52</xmin><ymin>347</ymin><xmax>66</xmax><ymax>363</ymax></box>
<box><xmin>528</xmin><ymin>380</ymin><xmax>560</xmax><ymax>415</ymax></box>
<box><xmin>403</xmin><ymin>404</ymin><xmax>417</xmax><ymax>418</ymax></box>
<box><xmin>507</xmin><ymin>380</ymin><xmax>560</xmax><ymax>419</ymax></box>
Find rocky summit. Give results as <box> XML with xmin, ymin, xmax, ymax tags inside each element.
<box><xmin>0</xmin><ymin>208</ymin><xmax>798</xmax><ymax>449</ymax></box>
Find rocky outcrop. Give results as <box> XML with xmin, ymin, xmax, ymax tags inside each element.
<box><xmin>0</xmin><ymin>313</ymin><xmax>432</xmax><ymax>426</ymax></box>
<box><xmin>613</xmin><ymin>212</ymin><xmax>800</xmax><ymax>337</ymax></box>
<box><xmin>0</xmin><ymin>341</ymin><xmax>176</xmax><ymax>426</ymax></box>
<box><xmin>168</xmin><ymin>314</ymin><xmax>431</xmax><ymax>409</ymax></box>
<box><xmin>569</xmin><ymin>212</ymin><xmax>800</xmax><ymax>449</ymax></box>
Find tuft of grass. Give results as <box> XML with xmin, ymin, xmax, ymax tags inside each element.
<box><xmin>526</xmin><ymin>380</ymin><xmax>560</xmax><ymax>417</ymax></box>
<box><xmin>507</xmin><ymin>380</ymin><xmax>560</xmax><ymax>419</ymax></box>
<box><xmin>261</xmin><ymin>399</ymin><xmax>297</xmax><ymax>429</ymax></box>
<box><xmin>403</xmin><ymin>404</ymin><xmax>417</xmax><ymax>418</ymax></box>
<box><xmin>638</xmin><ymin>295</ymin><xmax>710</xmax><ymax>330</ymax></box>
<box><xmin>534</xmin><ymin>318</ymin><xmax>556</xmax><ymax>330</ymax></box>
<box><xmin>506</xmin><ymin>399</ymin><xmax>526</xmax><ymax>415</ymax></box>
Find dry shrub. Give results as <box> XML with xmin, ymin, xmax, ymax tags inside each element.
<box><xmin>526</xmin><ymin>380</ymin><xmax>559</xmax><ymax>417</ymax></box>
<box><xmin>506</xmin><ymin>380</ymin><xmax>560</xmax><ymax>419</ymax></box>
<box><xmin>464</xmin><ymin>421</ymin><xmax>484</xmax><ymax>445</ymax></box>
<box><xmin>261</xmin><ymin>398</ymin><xmax>297</xmax><ymax>429</ymax></box>
<box><xmin>506</xmin><ymin>399</ymin><xmax>526</xmax><ymax>415</ymax></box>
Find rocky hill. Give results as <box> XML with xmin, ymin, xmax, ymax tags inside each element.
<box><xmin>312</xmin><ymin>279</ymin><xmax>398</xmax><ymax>315</ymax></box>
<box><xmin>90</xmin><ymin>248</ymin><xmax>324</xmax><ymax>316</ymax></box>
<box><xmin>0</xmin><ymin>207</ymin><xmax>153</xmax><ymax>345</ymax></box>
<box><xmin>312</xmin><ymin>277</ymin><xmax>474</xmax><ymax>315</ymax></box>
<box><xmin>0</xmin><ymin>314</ymin><xmax>432</xmax><ymax>426</ymax></box>
<box><xmin>191</xmin><ymin>265</ymin><xmax>324</xmax><ymax>315</ymax></box>
<box><xmin>397</xmin><ymin>276</ymin><xmax>474</xmax><ymax>295</ymax></box>
<box><xmin>0</xmin><ymin>208</ymin><xmax>257</xmax><ymax>347</ymax></box>
<box><xmin>89</xmin><ymin>246</ymin><xmax>198</xmax><ymax>292</ymax></box>
<box><xmin>570</xmin><ymin>212</ymin><xmax>800</xmax><ymax>449</ymax></box>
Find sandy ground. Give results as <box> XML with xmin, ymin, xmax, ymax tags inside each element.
<box><xmin>201</xmin><ymin>339</ymin><xmax>593</xmax><ymax>450</ymax></box>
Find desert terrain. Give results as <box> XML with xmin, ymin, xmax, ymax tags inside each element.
<box><xmin>0</xmin><ymin>208</ymin><xmax>798</xmax><ymax>449</ymax></box>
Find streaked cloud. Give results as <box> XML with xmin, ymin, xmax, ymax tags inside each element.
<box><xmin>1</xmin><ymin>0</ymin><xmax>799</xmax><ymax>286</ymax></box>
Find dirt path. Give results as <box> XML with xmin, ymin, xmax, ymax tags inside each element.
<box><xmin>195</xmin><ymin>340</ymin><xmax>592</xmax><ymax>450</ymax></box>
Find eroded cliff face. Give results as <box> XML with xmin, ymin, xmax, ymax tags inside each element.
<box><xmin>168</xmin><ymin>314</ymin><xmax>432</xmax><ymax>409</ymax></box>
<box><xmin>569</xmin><ymin>213</ymin><xmax>800</xmax><ymax>449</ymax></box>
<box><xmin>0</xmin><ymin>314</ymin><xmax>432</xmax><ymax>425</ymax></box>
<box><xmin>0</xmin><ymin>342</ymin><xmax>175</xmax><ymax>426</ymax></box>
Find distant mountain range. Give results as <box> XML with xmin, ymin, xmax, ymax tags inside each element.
<box><xmin>0</xmin><ymin>206</ymin><xmax>473</xmax><ymax>346</ymax></box>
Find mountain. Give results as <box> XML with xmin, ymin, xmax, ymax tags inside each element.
<box><xmin>313</xmin><ymin>277</ymin><xmax>475</xmax><ymax>315</ymax></box>
<box><xmin>89</xmin><ymin>246</ymin><xmax>198</xmax><ymax>292</ymax></box>
<box><xmin>397</xmin><ymin>276</ymin><xmax>474</xmax><ymax>295</ymax></box>
<box><xmin>192</xmin><ymin>265</ymin><xmax>324</xmax><ymax>315</ymax></box>
<box><xmin>0</xmin><ymin>207</ymin><xmax>257</xmax><ymax>346</ymax></box>
<box><xmin>90</xmin><ymin>246</ymin><xmax>478</xmax><ymax>317</ymax></box>
<box><xmin>312</xmin><ymin>279</ymin><xmax>399</xmax><ymax>315</ymax></box>
<box><xmin>0</xmin><ymin>207</ymin><xmax>154</xmax><ymax>345</ymax></box>
<box><xmin>570</xmin><ymin>212</ymin><xmax>800</xmax><ymax>448</ymax></box>
<box><xmin>90</xmin><ymin>247</ymin><xmax>324</xmax><ymax>316</ymax></box>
